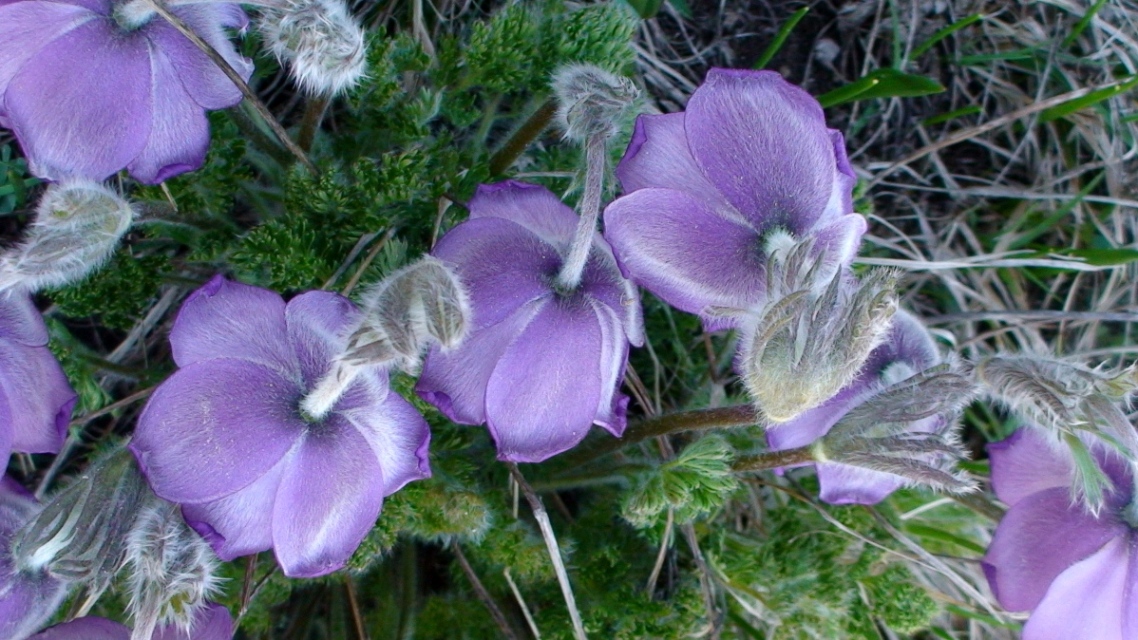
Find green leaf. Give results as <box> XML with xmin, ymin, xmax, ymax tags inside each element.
<box><xmin>752</xmin><ymin>7</ymin><xmax>810</xmax><ymax>69</ymax></box>
<box><xmin>1058</xmin><ymin>248</ymin><xmax>1138</xmax><ymax>266</ymax></box>
<box><xmin>1039</xmin><ymin>76</ymin><xmax>1138</xmax><ymax>123</ymax></box>
<box><xmin>911</xmin><ymin>14</ymin><xmax>983</xmax><ymax>59</ymax></box>
<box><xmin>623</xmin><ymin>0</ymin><xmax>663</xmax><ymax>19</ymax></box>
<box><xmin>921</xmin><ymin>104</ymin><xmax>982</xmax><ymax>126</ymax></box>
<box><xmin>902</xmin><ymin>523</ymin><xmax>985</xmax><ymax>554</ymax></box>
<box><xmin>818</xmin><ymin>68</ymin><xmax>944</xmax><ymax>108</ymax></box>
<box><xmin>1063</xmin><ymin>0</ymin><xmax>1110</xmax><ymax>48</ymax></box>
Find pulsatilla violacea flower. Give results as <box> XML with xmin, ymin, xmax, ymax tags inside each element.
<box><xmin>417</xmin><ymin>181</ymin><xmax>644</xmax><ymax>463</ymax></box>
<box><xmin>29</xmin><ymin>603</ymin><xmax>233</xmax><ymax>639</ymax></box>
<box><xmin>765</xmin><ymin>311</ymin><xmax>976</xmax><ymax>504</ymax></box>
<box><xmin>0</xmin><ymin>477</ymin><xmax>69</xmax><ymax>640</ymax></box>
<box><xmin>983</xmin><ymin>427</ymin><xmax>1138</xmax><ymax>640</ymax></box>
<box><xmin>131</xmin><ymin>276</ymin><xmax>431</xmax><ymax>578</ymax></box>
<box><xmin>0</xmin><ymin>0</ymin><xmax>251</xmax><ymax>183</ymax></box>
<box><xmin>603</xmin><ymin>68</ymin><xmax>866</xmax><ymax>330</ymax></box>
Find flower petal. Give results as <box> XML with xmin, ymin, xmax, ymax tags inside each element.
<box><xmin>603</xmin><ymin>187</ymin><xmax>764</xmax><ymax>321</ymax></box>
<box><xmin>336</xmin><ymin>373</ymin><xmax>431</xmax><ymax>495</ymax></box>
<box><xmin>0</xmin><ymin>1</ymin><xmax>95</xmax><ymax>99</ymax></box>
<box><xmin>0</xmin><ymin>292</ymin><xmax>48</xmax><ymax>346</ymax></box>
<box><xmin>147</xmin><ymin>3</ymin><xmax>251</xmax><ymax>110</ymax></box>
<box><xmin>433</xmin><ymin>217</ymin><xmax>558</xmax><ymax>330</ymax></box>
<box><xmin>4</xmin><ymin>20</ymin><xmax>151</xmax><ymax>181</ymax></box>
<box><xmin>467</xmin><ymin>181</ymin><xmax>578</xmax><ymax>249</ymax></box>
<box><xmin>809</xmin><ymin>213</ymin><xmax>866</xmax><ymax>278</ymax></box>
<box><xmin>982</xmin><ymin>486</ymin><xmax>1125</xmax><ymax>612</ymax></box>
<box><xmin>0</xmin><ymin>338</ymin><xmax>74</xmax><ymax>454</ymax></box>
<box><xmin>127</xmin><ymin>40</ymin><xmax>209</xmax><ymax>184</ymax></box>
<box><xmin>271</xmin><ymin>427</ymin><xmax>385</xmax><ymax>578</ymax></box>
<box><xmin>169</xmin><ymin>275</ymin><xmax>298</xmax><ymax>379</ymax></box>
<box><xmin>1021</xmin><ymin>535</ymin><xmax>1129</xmax><ymax>640</ymax></box>
<box><xmin>587</xmin><ymin>297</ymin><xmax>630</xmax><ymax>436</ymax></box>
<box><xmin>988</xmin><ymin>428</ymin><xmax>1075</xmax><ymax>508</ymax></box>
<box><xmin>29</xmin><ymin>618</ymin><xmax>129</xmax><ymax>640</ymax></box>
<box><xmin>765</xmin><ymin>382</ymin><xmax>874</xmax><ymax>451</ymax></box>
<box><xmin>822</xmin><ymin>130</ymin><xmax>857</xmax><ymax>219</ymax></box>
<box><xmin>579</xmin><ymin>239</ymin><xmax>644</xmax><ymax>347</ymax></box>
<box><xmin>416</xmin><ymin>299</ymin><xmax>546</xmax><ymax>425</ymax></box>
<box><xmin>816</xmin><ymin>462</ymin><xmax>904</xmax><ymax>505</ymax></box>
<box><xmin>485</xmin><ymin>299</ymin><xmax>605</xmax><ymax>462</ymax></box>
<box><xmin>684</xmin><ymin>69</ymin><xmax>837</xmax><ymax>234</ymax></box>
<box><xmin>284</xmin><ymin>290</ymin><xmax>358</xmax><ymax>389</ymax></box>
<box><xmin>614</xmin><ymin>112</ymin><xmax>736</xmax><ymax>220</ymax></box>
<box><xmin>181</xmin><ymin>458</ymin><xmax>284</xmax><ymax>561</ymax></box>
<box><xmin>132</xmin><ymin>359</ymin><xmax>302</xmax><ymax>504</ymax></box>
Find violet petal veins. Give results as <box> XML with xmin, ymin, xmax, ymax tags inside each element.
<box><xmin>131</xmin><ymin>276</ymin><xmax>430</xmax><ymax>578</ymax></box>
<box><xmin>417</xmin><ymin>181</ymin><xmax>644</xmax><ymax>463</ymax></box>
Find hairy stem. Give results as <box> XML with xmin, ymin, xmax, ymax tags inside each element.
<box><xmin>557</xmin><ymin>132</ymin><xmax>607</xmax><ymax>290</ymax></box>
<box><xmin>488</xmin><ymin>99</ymin><xmax>557</xmax><ymax>176</ymax></box>
<box><xmin>731</xmin><ymin>445</ymin><xmax>816</xmax><ymax>473</ymax></box>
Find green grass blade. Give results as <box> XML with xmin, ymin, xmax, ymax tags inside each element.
<box><xmin>1039</xmin><ymin>75</ymin><xmax>1138</xmax><ymax>123</ymax></box>
<box><xmin>1062</xmin><ymin>0</ymin><xmax>1110</xmax><ymax>48</ymax></box>
<box><xmin>912</xmin><ymin>13</ymin><xmax>984</xmax><ymax>59</ymax></box>
<box><xmin>921</xmin><ymin>104</ymin><xmax>983</xmax><ymax>126</ymax></box>
<box><xmin>752</xmin><ymin>7</ymin><xmax>810</xmax><ymax>69</ymax></box>
<box><xmin>818</xmin><ymin>68</ymin><xmax>944</xmax><ymax>108</ymax></box>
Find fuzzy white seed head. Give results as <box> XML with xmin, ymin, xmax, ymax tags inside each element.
<box><xmin>124</xmin><ymin>498</ymin><xmax>221</xmax><ymax>640</ymax></box>
<box><xmin>258</xmin><ymin>0</ymin><xmax>367</xmax><ymax>96</ymax></box>
<box><xmin>551</xmin><ymin>64</ymin><xmax>640</xmax><ymax>142</ymax></box>
<box><xmin>0</xmin><ymin>179</ymin><xmax>135</xmax><ymax>294</ymax></box>
<box><xmin>739</xmin><ymin>233</ymin><xmax>898</xmax><ymax>423</ymax></box>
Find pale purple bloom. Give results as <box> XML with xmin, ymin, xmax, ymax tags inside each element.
<box><xmin>765</xmin><ymin>311</ymin><xmax>945</xmax><ymax>504</ymax></box>
<box><xmin>131</xmin><ymin>276</ymin><xmax>430</xmax><ymax>578</ymax></box>
<box><xmin>983</xmin><ymin>428</ymin><xmax>1138</xmax><ymax>640</ymax></box>
<box><xmin>0</xmin><ymin>292</ymin><xmax>76</xmax><ymax>463</ymax></box>
<box><xmin>0</xmin><ymin>477</ymin><xmax>68</xmax><ymax>640</ymax></box>
<box><xmin>416</xmin><ymin>181</ymin><xmax>644</xmax><ymax>463</ymax></box>
<box><xmin>29</xmin><ymin>602</ymin><xmax>233</xmax><ymax>640</ymax></box>
<box><xmin>0</xmin><ymin>0</ymin><xmax>251</xmax><ymax>184</ymax></box>
<box><xmin>603</xmin><ymin>68</ymin><xmax>865</xmax><ymax>329</ymax></box>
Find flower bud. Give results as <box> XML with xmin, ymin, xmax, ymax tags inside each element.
<box><xmin>258</xmin><ymin>0</ymin><xmax>367</xmax><ymax>96</ymax></box>
<box><xmin>738</xmin><ymin>233</ymin><xmax>898</xmax><ymax>423</ymax></box>
<box><xmin>0</xmin><ymin>179</ymin><xmax>134</xmax><ymax>294</ymax></box>
<box><xmin>816</xmin><ymin>362</ymin><xmax>980</xmax><ymax>494</ymax></box>
<box><xmin>551</xmin><ymin>64</ymin><xmax>640</xmax><ymax>142</ymax></box>
<box><xmin>124</xmin><ymin>499</ymin><xmax>220</xmax><ymax>640</ymax></box>
<box><xmin>0</xmin><ymin>478</ymin><xmax>69</xmax><ymax>640</ymax></box>
<box><xmin>12</xmin><ymin>447</ymin><xmax>149</xmax><ymax>600</ymax></box>
<box><xmin>345</xmin><ymin>256</ymin><xmax>472</xmax><ymax>371</ymax></box>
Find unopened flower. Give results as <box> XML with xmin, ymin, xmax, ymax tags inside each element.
<box><xmin>551</xmin><ymin>64</ymin><xmax>639</xmax><ymax>143</ymax></box>
<box><xmin>0</xmin><ymin>477</ymin><xmax>69</xmax><ymax>640</ymax></box>
<box><xmin>603</xmin><ymin>68</ymin><xmax>866</xmax><ymax>330</ymax></box>
<box><xmin>0</xmin><ymin>180</ymin><xmax>135</xmax><ymax>294</ymax></box>
<box><xmin>0</xmin><ymin>0</ymin><xmax>252</xmax><ymax>183</ymax></box>
<box><xmin>736</xmin><ymin>232</ymin><xmax>898</xmax><ymax>422</ymax></box>
<box><xmin>0</xmin><ymin>292</ymin><xmax>76</xmax><ymax>464</ymax></box>
<box><xmin>131</xmin><ymin>276</ymin><xmax>431</xmax><ymax>577</ymax></box>
<box><xmin>983</xmin><ymin>427</ymin><xmax>1138</xmax><ymax>640</ymax></box>
<box><xmin>765</xmin><ymin>311</ymin><xmax>976</xmax><ymax>504</ymax></box>
<box><xmin>29</xmin><ymin>603</ymin><xmax>233</xmax><ymax>640</ymax></box>
<box><xmin>257</xmin><ymin>0</ymin><xmax>367</xmax><ymax>96</ymax></box>
<box><xmin>417</xmin><ymin>181</ymin><xmax>644</xmax><ymax>462</ymax></box>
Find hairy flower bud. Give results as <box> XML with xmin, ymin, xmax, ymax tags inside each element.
<box><xmin>976</xmin><ymin>354</ymin><xmax>1138</xmax><ymax>512</ymax></box>
<box><xmin>551</xmin><ymin>64</ymin><xmax>640</xmax><ymax>142</ymax></box>
<box><xmin>345</xmin><ymin>256</ymin><xmax>472</xmax><ymax>371</ymax></box>
<box><xmin>124</xmin><ymin>499</ymin><xmax>221</xmax><ymax>640</ymax></box>
<box><xmin>12</xmin><ymin>447</ymin><xmax>149</xmax><ymax>602</ymax></box>
<box><xmin>0</xmin><ymin>179</ymin><xmax>134</xmax><ymax>294</ymax></box>
<box><xmin>817</xmin><ymin>362</ymin><xmax>980</xmax><ymax>494</ymax></box>
<box><xmin>258</xmin><ymin>0</ymin><xmax>367</xmax><ymax>96</ymax></box>
<box><xmin>738</xmin><ymin>232</ymin><xmax>898</xmax><ymax>423</ymax></box>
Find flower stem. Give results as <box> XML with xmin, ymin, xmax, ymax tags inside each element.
<box><xmin>558</xmin><ymin>405</ymin><xmax>758</xmax><ymax>469</ymax></box>
<box><xmin>556</xmin><ymin>132</ymin><xmax>607</xmax><ymax>290</ymax></box>
<box><xmin>732</xmin><ymin>445</ymin><xmax>816</xmax><ymax>473</ymax></box>
<box><xmin>488</xmin><ymin>99</ymin><xmax>557</xmax><ymax>176</ymax></box>
<box><xmin>507</xmin><ymin>463</ymin><xmax>588</xmax><ymax>640</ymax></box>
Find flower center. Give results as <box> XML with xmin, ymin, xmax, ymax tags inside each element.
<box><xmin>112</xmin><ymin>0</ymin><xmax>157</xmax><ymax>31</ymax></box>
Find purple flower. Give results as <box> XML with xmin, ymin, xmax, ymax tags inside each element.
<box><xmin>602</xmin><ymin>68</ymin><xmax>865</xmax><ymax>329</ymax></box>
<box><xmin>416</xmin><ymin>181</ymin><xmax>644</xmax><ymax>463</ymax></box>
<box><xmin>983</xmin><ymin>428</ymin><xmax>1138</xmax><ymax>640</ymax></box>
<box><xmin>765</xmin><ymin>311</ymin><xmax>960</xmax><ymax>504</ymax></box>
<box><xmin>30</xmin><ymin>602</ymin><xmax>233</xmax><ymax>639</ymax></box>
<box><xmin>0</xmin><ymin>0</ymin><xmax>252</xmax><ymax>184</ymax></box>
<box><xmin>0</xmin><ymin>292</ymin><xmax>76</xmax><ymax>463</ymax></box>
<box><xmin>131</xmin><ymin>276</ymin><xmax>431</xmax><ymax>578</ymax></box>
<box><xmin>0</xmin><ymin>477</ymin><xmax>69</xmax><ymax>640</ymax></box>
